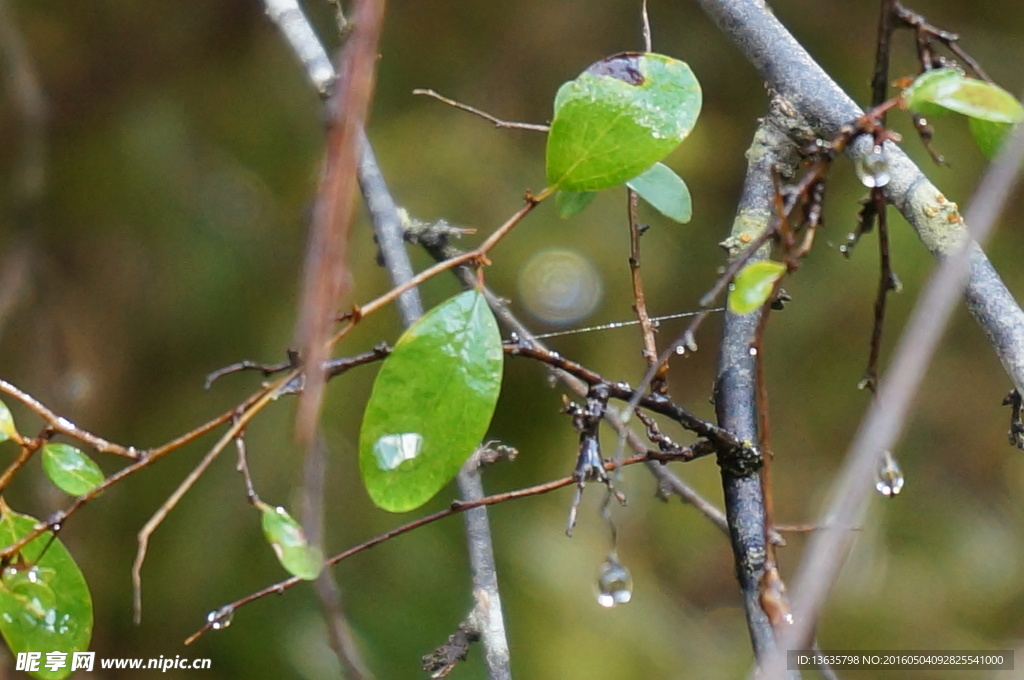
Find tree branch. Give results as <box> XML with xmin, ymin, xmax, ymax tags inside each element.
<box><xmin>456</xmin><ymin>453</ymin><xmax>512</xmax><ymax>680</ymax></box>
<box><xmin>714</xmin><ymin>115</ymin><xmax>799</xmax><ymax>661</ymax></box>
<box><xmin>693</xmin><ymin>0</ymin><xmax>1024</xmax><ymax>393</ymax></box>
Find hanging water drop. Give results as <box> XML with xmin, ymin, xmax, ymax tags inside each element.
<box><xmin>206</xmin><ymin>605</ymin><xmax>235</xmax><ymax>630</ymax></box>
<box><xmin>596</xmin><ymin>554</ymin><xmax>633</xmax><ymax>608</ymax></box>
<box><xmin>856</xmin><ymin>145</ymin><xmax>891</xmax><ymax>188</ymax></box>
<box><xmin>874</xmin><ymin>450</ymin><xmax>904</xmax><ymax>497</ymax></box>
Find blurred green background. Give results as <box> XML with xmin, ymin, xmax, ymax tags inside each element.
<box><xmin>1</xmin><ymin>1</ymin><xmax>1024</xmax><ymax>678</ymax></box>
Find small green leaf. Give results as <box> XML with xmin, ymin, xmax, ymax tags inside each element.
<box><xmin>546</xmin><ymin>52</ymin><xmax>702</xmax><ymax>191</ymax></box>
<box><xmin>41</xmin><ymin>444</ymin><xmax>104</xmax><ymax>497</ymax></box>
<box><xmin>0</xmin><ymin>503</ymin><xmax>92</xmax><ymax>680</ymax></box>
<box><xmin>258</xmin><ymin>502</ymin><xmax>323</xmax><ymax>581</ymax></box>
<box><xmin>969</xmin><ymin>117</ymin><xmax>1017</xmax><ymax>159</ymax></box>
<box><xmin>902</xmin><ymin>68</ymin><xmax>1024</xmax><ymax>123</ymax></box>
<box><xmin>359</xmin><ymin>289</ymin><xmax>503</xmax><ymax>512</ymax></box>
<box><xmin>555</xmin><ymin>190</ymin><xmax>597</xmax><ymax>218</ymax></box>
<box><xmin>626</xmin><ymin>162</ymin><xmax>693</xmax><ymax>223</ymax></box>
<box><xmin>728</xmin><ymin>261</ymin><xmax>786</xmax><ymax>315</ymax></box>
<box><xmin>0</xmin><ymin>400</ymin><xmax>18</xmax><ymax>443</ymax></box>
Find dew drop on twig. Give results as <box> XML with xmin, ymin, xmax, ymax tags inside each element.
<box><xmin>856</xmin><ymin>145</ymin><xmax>891</xmax><ymax>188</ymax></box>
<box><xmin>874</xmin><ymin>450</ymin><xmax>904</xmax><ymax>498</ymax></box>
<box><xmin>206</xmin><ymin>605</ymin><xmax>235</xmax><ymax>630</ymax></box>
<box><xmin>596</xmin><ymin>554</ymin><xmax>633</xmax><ymax>608</ymax></box>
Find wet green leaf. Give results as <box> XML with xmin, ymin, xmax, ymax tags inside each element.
<box><xmin>359</xmin><ymin>289</ymin><xmax>503</xmax><ymax>512</ymax></box>
<box><xmin>0</xmin><ymin>400</ymin><xmax>18</xmax><ymax>444</ymax></box>
<box><xmin>728</xmin><ymin>261</ymin><xmax>786</xmax><ymax>315</ymax></box>
<box><xmin>0</xmin><ymin>503</ymin><xmax>92</xmax><ymax>680</ymax></box>
<box><xmin>257</xmin><ymin>502</ymin><xmax>323</xmax><ymax>581</ymax></box>
<box><xmin>969</xmin><ymin>117</ymin><xmax>1018</xmax><ymax>159</ymax></box>
<box><xmin>902</xmin><ymin>68</ymin><xmax>1024</xmax><ymax>124</ymax></box>
<box><xmin>555</xmin><ymin>190</ymin><xmax>596</xmax><ymax>218</ymax></box>
<box><xmin>546</xmin><ymin>52</ymin><xmax>701</xmax><ymax>191</ymax></box>
<box><xmin>626</xmin><ymin>162</ymin><xmax>692</xmax><ymax>223</ymax></box>
<box><xmin>41</xmin><ymin>445</ymin><xmax>104</xmax><ymax>497</ymax></box>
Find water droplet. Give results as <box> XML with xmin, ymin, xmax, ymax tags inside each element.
<box><xmin>856</xmin><ymin>145</ymin><xmax>891</xmax><ymax>188</ymax></box>
<box><xmin>3</xmin><ymin>567</ymin><xmax>58</xmax><ymax>629</ymax></box>
<box><xmin>596</xmin><ymin>554</ymin><xmax>633</xmax><ymax>608</ymax></box>
<box><xmin>206</xmin><ymin>605</ymin><xmax>235</xmax><ymax>630</ymax></box>
<box><xmin>875</xmin><ymin>450</ymin><xmax>904</xmax><ymax>497</ymax></box>
<box><xmin>373</xmin><ymin>432</ymin><xmax>424</xmax><ymax>471</ymax></box>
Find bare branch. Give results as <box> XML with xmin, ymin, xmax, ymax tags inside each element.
<box><xmin>456</xmin><ymin>452</ymin><xmax>512</xmax><ymax>680</ymax></box>
<box><xmin>413</xmin><ymin>89</ymin><xmax>550</xmax><ymax>132</ymax></box>
<box><xmin>713</xmin><ymin>115</ymin><xmax>799</xmax><ymax>661</ymax></box>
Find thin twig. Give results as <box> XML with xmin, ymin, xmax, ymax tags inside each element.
<box><xmin>0</xmin><ymin>379</ymin><xmax>140</xmax><ymax>459</ymax></box>
<box><xmin>626</xmin><ymin>190</ymin><xmax>667</xmax><ymax>393</ymax></box>
<box><xmin>412</xmin><ymin>89</ymin><xmax>550</xmax><ymax>132</ymax></box>
<box><xmin>133</xmin><ymin>370</ymin><xmax>298</xmax><ymax>623</ymax></box>
<box><xmin>862</xmin><ymin>189</ymin><xmax>898</xmax><ymax>391</ymax></box>
<box><xmin>0</xmin><ymin>379</ymin><xmax>279</xmax><ymax>567</ymax></box>
<box><xmin>870</xmin><ymin>0</ymin><xmax>897</xmax><ymax>113</ymax></box>
<box><xmin>337</xmin><ymin>192</ymin><xmax>549</xmax><ymax>338</ymax></box>
<box><xmin>185</xmin><ymin>448</ymin><xmax>683</xmax><ymax>645</ymax></box>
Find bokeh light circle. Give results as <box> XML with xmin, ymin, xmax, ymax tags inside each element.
<box><xmin>517</xmin><ymin>249</ymin><xmax>603</xmax><ymax>325</ymax></box>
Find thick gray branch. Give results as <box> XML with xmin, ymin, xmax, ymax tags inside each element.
<box><xmin>714</xmin><ymin>118</ymin><xmax>799</xmax><ymax>662</ymax></box>
<box><xmin>693</xmin><ymin>0</ymin><xmax>1024</xmax><ymax>391</ymax></box>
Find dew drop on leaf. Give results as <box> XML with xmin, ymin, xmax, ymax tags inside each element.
<box><xmin>596</xmin><ymin>554</ymin><xmax>633</xmax><ymax>608</ymax></box>
<box><xmin>875</xmin><ymin>450</ymin><xmax>904</xmax><ymax>497</ymax></box>
<box><xmin>206</xmin><ymin>605</ymin><xmax>235</xmax><ymax>630</ymax></box>
<box><xmin>856</xmin><ymin>145</ymin><xmax>891</xmax><ymax>188</ymax></box>
<box><xmin>373</xmin><ymin>433</ymin><xmax>424</xmax><ymax>471</ymax></box>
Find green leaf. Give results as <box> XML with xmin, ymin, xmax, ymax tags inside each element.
<box><xmin>969</xmin><ymin>117</ymin><xmax>1017</xmax><ymax>159</ymax></box>
<box><xmin>902</xmin><ymin>68</ymin><xmax>1024</xmax><ymax>123</ymax></box>
<box><xmin>555</xmin><ymin>190</ymin><xmax>597</xmax><ymax>218</ymax></box>
<box><xmin>258</xmin><ymin>502</ymin><xmax>323</xmax><ymax>581</ymax></box>
<box><xmin>0</xmin><ymin>400</ymin><xmax>18</xmax><ymax>444</ymax></box>
<box><xmin>728</xmin><ymin>261</ymin><xmax>786</xmax><ymax>315</ymax></box>
<box><xmin>546</xmin><ymin>52</ymin><xmax>702</xmax><ymax>192</ymax></box>
<box><xmin>0</xmin><ymin>503</ymin><xmax>92</xmax><ymax>680</ymax></box>
<box><xmin>625</xmin><ymin>162</ymin><xmax>693</xmax><ymax>223</ymax></box>
<box><xmin>359</xmin><ymin>289</ymin><xmax>503</xmax><ymax>512</ymax></box>
<box><xmin>41</xmin><ymin>445</ymin><xmax>104</xmax><ymax>497</ymax></box>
